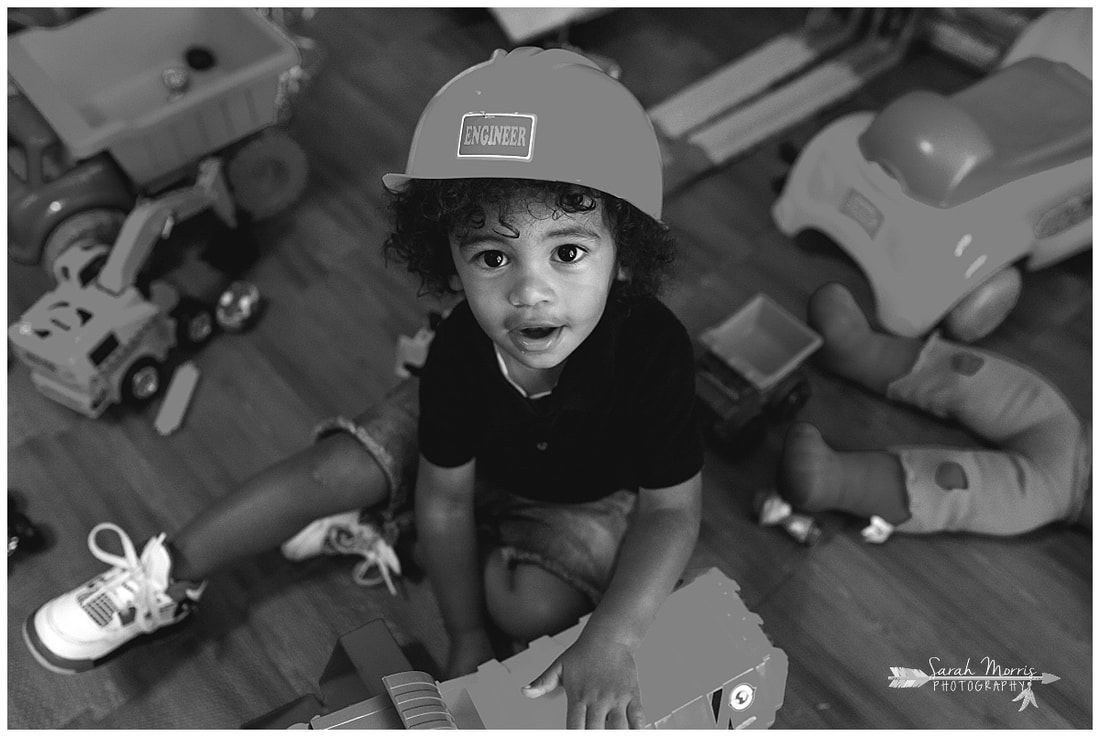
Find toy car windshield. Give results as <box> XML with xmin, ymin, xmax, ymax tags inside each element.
<box><xmin>858</xmin><ymin>57</ymin><xmax>1091</xmax><ymax>209</ymax></box>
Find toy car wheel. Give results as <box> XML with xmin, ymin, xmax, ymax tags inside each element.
<box><xmin>42</xmin><ymin>208</ymin><xmax>126</xmax><ymax>284</ymax></box>
<box><xmin>122</xmin><ymin>358</ymin><xmax>164</xmax><ymax>405</ymax></box>
<box><xmin>943</xmin><ymin>266</ymin><xmax>1022</xmax><ymax>342</ymax></box>
<box><xmin>173</xmin><ymin>299</ymin><xmax>216</xmax><ymax>349</ymax></box>
<box><xmin>227</xmin><ymin>129</ymin><xmax>309</xmax><ymax>221</ymax></box>
<box><xmin>215</xmin><ymin>280</ymin><xmax>263</xmax><ymax>332</ymax></box>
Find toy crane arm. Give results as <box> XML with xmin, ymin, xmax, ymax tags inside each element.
<box><xmin>96</xmin><ymin>158</ymin><xmax>237</xmax><ymax>296</ymax></box>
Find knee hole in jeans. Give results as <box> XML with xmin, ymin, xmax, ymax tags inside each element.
<box><xmin>949</xmin><ymin>352</ymin><xmax>984</xmax><ymax>376</ymax></box>
<box><xmin>935</xmin><ymin>461</ymin><xmax>969</xmax><ymax>491</ymax></box>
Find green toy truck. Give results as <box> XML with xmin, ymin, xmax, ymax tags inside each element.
<box><xmin>7</xmin><ymin>8</ymin><xmax>308</xmax><ymax>278</ymax></box>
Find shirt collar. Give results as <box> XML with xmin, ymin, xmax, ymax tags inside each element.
<box><xmin>486</xmin><ymin>281</ymin><xmax>630</xmax><ymax>411</ymax></box>
<box><xmin>494</xmin><ymin>344</ymin><xmax>554</xmax><ymax>400</ymax></box>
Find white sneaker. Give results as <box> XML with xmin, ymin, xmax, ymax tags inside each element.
<box><xmin>23</xmin><ymin>523</ymin><xmax>206</xmax><ymax>674</ymax></box>
<box><xmin>280</xmin><ymin>511</ymin><xmax>401</xmax><ymax>595</ymax></box>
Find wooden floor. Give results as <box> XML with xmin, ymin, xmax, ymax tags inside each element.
<box><xmin>7</xmin><ymin>8</ymin><xmax>1091</xmax><ymax>729</ymax></box>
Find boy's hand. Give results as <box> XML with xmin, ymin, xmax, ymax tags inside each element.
<box><xmin>446</xmin><ymin>628</ymin><xmax>495</xmax><ymax>679</ymax></box>
<box><xmin>523</xmin><ymin>634</ymin><xmax>646</xmax><ymax>729</ymax></box>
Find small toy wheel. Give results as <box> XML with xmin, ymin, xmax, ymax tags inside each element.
<box><xmin>768</xmin><ymin>377</ymin><xmax>812</xmax><ymax>421</ymax></box>
<box><xmin>42</xmin><ymin>208</ymin><xmax>125</xmax><ymax>283</ymax></box>
<box><xmin>943</xmin><ymin>266</ymin><xmax>1022</xmax><ymax>342</ymax></box>
<box><xmin>227</xmin><ymin>129</ymin><xmax>309</xmax><ymax>221</ymax></box>
<box><xmin>172</xmin><ymin>298</ymin><xmax>216</xmax><ymax>349</ymax></box>
<box><xmin>122</xmin><ymin>358</ymin><xmax>164</xmax><ymax>405</ymax></box>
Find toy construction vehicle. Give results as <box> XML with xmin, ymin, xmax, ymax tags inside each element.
<box><xmin>247</xmin><ymin>568</ymin><xmax>788</xmax><ymax>730</ymax></box>
<box><xmin>695</xmin><ymin>294</ymin><xmax>822</xmax><ymax>454</ymax></box>
<box><xmin>8</xmin><ymin>160</ymin><xmax>239</xmax><ymax>419</ymax></box>
<box><xmin>8</xmin><ymin>7</ymin><xmax>308</xmax><ymax>279</ymax></box>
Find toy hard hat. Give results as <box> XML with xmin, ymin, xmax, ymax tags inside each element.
<box><xmin>383</xmin><ymin>47</ymin><xmax>664</xmax><ymax>222</ymax></box>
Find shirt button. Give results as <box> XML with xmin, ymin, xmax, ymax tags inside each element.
<box><xmin>536</xmin><ymin>441</ymin><xmax>548</xmax><ymax>451</ymax></box>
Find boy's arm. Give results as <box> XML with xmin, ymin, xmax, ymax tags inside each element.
<box><xmin>524</xmin><ymin>471</ymin><xmax>703</xmax><ymax>729</ymax></box>
<box><xmin>414</xmin><ymin>454</ymin><xmax>494</xmax><ymax>677</ymax></box>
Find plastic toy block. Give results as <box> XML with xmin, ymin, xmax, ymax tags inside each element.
<box><xmin>154</xmin><ymin>361</ymin><xmax>200</xmax><ymax>435</ymax></box>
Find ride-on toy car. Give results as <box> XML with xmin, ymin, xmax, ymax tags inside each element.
<box><xmin>772</xmin><ymin>56</ymin><xmax>1091</xmax><ymax>340</ymax></box>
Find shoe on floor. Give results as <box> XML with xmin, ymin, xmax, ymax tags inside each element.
<box><xmin>23</xmin><ymin>523</ymin><xmax>205</xmax><ymax>675</ymax></box>
<box><xmin>281</xmin><ymin>510</ymin><xmax>401</xmax><ymax>594</ymax></box>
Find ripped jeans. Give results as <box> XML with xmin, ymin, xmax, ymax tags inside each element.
<box><xmin>314</xmin><ymin>379</ymin><xmax>636</xmax><ymax>604</ymax></box>
<box><xmin>887</xmin><ymin>333</ymin><xmax>1091</xmax><ymax>535</ymax></box>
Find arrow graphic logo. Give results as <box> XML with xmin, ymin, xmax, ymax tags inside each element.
<box><xmin>888</xmin><ymin>667</ymin><xmax>1060</xmax><ymax>711</ymax></box>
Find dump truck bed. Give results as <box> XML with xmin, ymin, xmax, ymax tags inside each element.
<box><xmin>8</xmin><ymin>8</ymin><xmax>299</xmax><ymax>187</ymax></box>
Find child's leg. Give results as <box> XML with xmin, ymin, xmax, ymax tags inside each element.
<box><xmin>170</xmin><ymin>432</ymin><xmax>390</xmax><ymax>581</ymax></box>
<box><xmin>808</xmin><ymin>282</ymin><xmax>923</xmax><ymax>394</ymax></box>
<box><xmin>885</xmin><ymin>338</ymin><xmax>1090</xmax><ymax>534</ymax></box>
<box><xmin>479</xmin><ymin>489</ymin><xmax>636</xmax><ymax>644</ymax></box>
<box><xmin>780</xmin><ymin>423</ymin><xmax>912</xmax><ymax>524</ymax></box>
<box><xmin>483</xmin><ymin>551</ymin><xmax>591</xmax><ymax>643</ymax></box>
<box><xmin>24</xmin><ymin>381</ymin><xmax>418</xmax><ymax>674</ymax></box>
<box><xmin>785</xmin><ymin>282</ymin><xmax>1091</xmax><ymax>534</ymax></box>
<box><xmin>780</xmin><ymin>283</ymin><xmax>920</xmax><ymax>523</ymax></box>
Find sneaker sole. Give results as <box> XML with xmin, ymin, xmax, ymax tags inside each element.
<box><xmin>22</xmin><ymin>609</ymin><xmax>94</xmax><ymax>675</ymax></box>
<box><xmin>22</xmin><ymin>606</ymin><xmax>195</xmax><ymax>675</ymax></box>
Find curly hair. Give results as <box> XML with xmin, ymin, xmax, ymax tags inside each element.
<box><xmin>382</xmin><ymin>178</ymin><xmax>677</xmax><ymax>300</ymax></box>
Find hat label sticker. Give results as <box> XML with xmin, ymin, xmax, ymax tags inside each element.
<box><xmin>457</xmin><ymin>113</ymin><xmax>535</xmax><ymax>160</ymax></box>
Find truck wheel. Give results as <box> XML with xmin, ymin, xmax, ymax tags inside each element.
<box><xmin>227</xmin><ymin>129</ymin><xmax>309</xmax><ymax>221</ymax></box>
<box><xmin>122</xmin><ymin>358</ymin><xmax>164</xmax><ymax>406</ymax></box>
<box><xmin>172</xmin><ymin>299</ymin><xmax>216</xmax><ymax>349</ymax></box>
<box><xmin>42</xmin><ymin>208</ymin><xmax>126</xmax><ymax>284</ymax></box>
<box><xmin>767</xmin><ymin>376</ymin><xmax>812</xmax><ymax>422</ymax></box>
<box><xmin>943</xmin><ymin>266</ymin><xmax>1022</xmax><ymax>342</ymax></box>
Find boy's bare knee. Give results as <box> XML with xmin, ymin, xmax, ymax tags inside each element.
<box><xmin>484</xmin><ymin>550</ymin><xmax>591</xmax><ymax>643</ymax></box>
<box><xmin>308</xmin><ymin>433</ymin><xmax>379</xmax><ymax>489</ymax></box>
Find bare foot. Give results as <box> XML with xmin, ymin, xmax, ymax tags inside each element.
<box><xmin>808</xmin><ymin>283</ymin><xmax>922</xmax><ymax>394</ymax></box>
<box><xmin>779</xmin><ymin>422</ymin><xmax>911</xmax><ymax>524</ymax></box>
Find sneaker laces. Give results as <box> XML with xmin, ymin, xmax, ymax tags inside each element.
<box><xmin>325</xmin><ymin>522</ymin><xmax>401</xmax><ymax>596</ymax></box>
<box><xmin>84</xmin><ymin>523</ymin><xmax>168</xmax><ymax>634</ymax></box>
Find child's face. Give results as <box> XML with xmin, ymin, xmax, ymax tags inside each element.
<box><xmin>449</xmin><ymin>196</ymin><xmax>618</xmax><ymax>378</ymax></box>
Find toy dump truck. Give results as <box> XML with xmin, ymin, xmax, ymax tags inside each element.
<box><xmin>696</xmin><ymin>294</ymin><xmax>822</xmax><ymax>454</ymax></box>
<box><xmin>8</xmin><ymin>160</ymin><xmax>239</xmax><ymax>418</ymax></box>
<box><xmin>8</xmin><ymin>7</ymin><xmax>308</xmax><ymax>277</ymax></box>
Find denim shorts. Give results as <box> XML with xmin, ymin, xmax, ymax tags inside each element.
<box><xmin>313</xmin><ymin>378</ymin><xmax>637</xmax><ymax>605</ymax></box>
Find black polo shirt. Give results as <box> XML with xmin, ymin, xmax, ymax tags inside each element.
<box><xmin>418</xmin><ymin>287</ymin><xmax>703</xmax><ymax>503</ymax></box>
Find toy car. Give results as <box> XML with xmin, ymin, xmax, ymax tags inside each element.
<box><xmin>695</xmin><ymin>294</ymin><xmax>821</xmax><ymax>454</ymax></box>
<box><xmin>772</xmin><ymin>56</ymin><xmax>1091</xmax><ymax>340</ymax></box>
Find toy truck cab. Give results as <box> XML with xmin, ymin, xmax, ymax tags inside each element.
<box><xmin>7</xmin><ymin>95</ymin><xmax>132</xmax><ymax>267</ymax></box>
<box><xmin>10</xmin><ymin>253</ymin><xmax>181</xmax><ymax>417</ymax></box>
